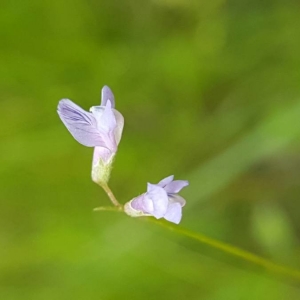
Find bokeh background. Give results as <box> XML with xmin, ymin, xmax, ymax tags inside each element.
<box><xmin>1</xmin><ymin>0</ymin><xmax>300</xmax><ymax>299</ymax></box>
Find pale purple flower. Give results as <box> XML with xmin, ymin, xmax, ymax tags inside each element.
<box><xmin>124</xmin><ymin>176</ymin><xmax>189</xmax><ymax>224</ymax></box>
<box><xmin>57</xmin><ymin>86</ymin><xmax>124</xmax><ymax>183</ymax></box>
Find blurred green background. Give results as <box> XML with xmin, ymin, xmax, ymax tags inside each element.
<box><xmin>1</xmin><ymin>0</ymin><xmax>300</xmax><ymax>299</ymax></box>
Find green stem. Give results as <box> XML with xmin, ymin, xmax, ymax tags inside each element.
<box><xmin>94</xmin><ymin>206</ymin><xmax>123</xmax><ymax>212</ymax></box>
<box><xmin>146</xmin><ymin>218</ymin><xmax>300</xmax><ymax>283</ymax></box>
<box><xmin>96</xmin><ymin>189</ymin><xmax>300</xmax><ymax>283</ymax></box>
<box><xmin>99</xmin><ymin>183</ymin><xmax>122</xmax><ymax>207</ymax></box>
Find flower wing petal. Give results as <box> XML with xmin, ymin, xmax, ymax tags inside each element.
<box><xmin>101</xmin><ymin>85</ymin><xmax>115</xmax><ymax>108</ymax></box>
<box><xmin>169</xmin><ymin>194</ymin><xmax>186</xmax><ymax>207</ymax></box>
<box><xmin>147</xmin><ymin>183</ymin><xmax>168</xmax><ymax>219</ymax></box>
<box><xmin>57</xmin><ymin>99</ymin><xmax>108</xmax><ymax>148</ymax></box>
<box><xmin>164</xmin><ymin>180</ymin><xmax>189</xmax><ymax>194</ymax></box>
<box><xmin>157</xmin><ymin>175</ymin><xmax>174</xmax><ymax>188</ymax></box>
<box><xmin>164</xmin><ymin>202</ymin><xmax>182</xmax><ymax>224</ymax></box>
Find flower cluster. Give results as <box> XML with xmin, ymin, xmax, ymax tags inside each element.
<box><xmin>57</xmin><ymin>86</ymin><xmax>189</xmax><ymax>224</ymax></box>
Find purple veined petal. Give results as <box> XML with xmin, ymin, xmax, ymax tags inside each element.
<box><xmin>101</xmin><ymin>85</ymin><xmax>115</xmax><ymax>108</ymax></box>
<box><xmin>147</xmin><ymin>183</ymin><xmax>168</xmax><ymax>219</ymax></box>
<box><xmin>131</xmin><ymin>194</ymin><xmax>154</xmax><ymax>214</ymax></box>
<box><xmin>164</xmin><ymin>202</ymin><xmax>182</xmax><ymax>224</ymax></box>
<box><xmin>157</xmin><ymin>175</ymin><xmax>174</xmax><ymax>188</ymax></box>
<box><xmin>57</xmin><ymin>99</ymin><xmax>109</xmax><ymax>148</ymax></box>
<box><xmin>164</xmin><ymin>180</ymin><xmax>189</xmax><ymax>194</ymax></box>
<box><xmin>168</xmin><ymin>194</ymin><xmax>186</xmax><ymax>207</ymax></box>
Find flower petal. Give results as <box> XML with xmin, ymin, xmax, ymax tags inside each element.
<box><xmin>92</xmin><ymin>146</ymin><xmax>113</xmax><ymax>165</ymax></box>
<box><xmin>164</xmin><ymin>202</ymin><xmax>182</xmax><ymax>224</ymax></box>
<box><xmin>101</xmin><ymin>101</ymin><xmax>117</xmax><ymax>151</ymax></box>
<box><xmin>90</xmin><ymin>101</ymin><xmax>117</xmax><ymax>152</ymax></box>
<box><xmin>164</xmin><ymin>180</ymin><xmax>189</xmax><ymax>194</ymax></box>
<box><xmin>113</xmin><ymin>109</ymin><xmax>124</xmax><ymax>145</ymax></box>
<box><xmin>168</xmin><ymin>194</ymin><xmax>186</xmax><ymax>207</ymax></box>
<box><xmin>96</xmin><ymin>100</ymin><xmax>117</xmax><ymax>132</ymax></box>
<box><xmin>157</xmin><ymin>175</ymin><xmax>174</xmax><ymax>188</ymax></box>
<box><xmin>131</xmin><ymin>194</ymin><xmax>154</xmax><ymax>214</ymax></box>
<box><xmin>101</xmin><ymin>85</ymin><xmax>115</xmax><ymax>108</ymax></box>
<box><xmin>147</xmin><ymin>183</ymin><xmax>168</xmax><ymax>219</ymax></box>
<box><xmin>57</xmin><ymin>99</ymin><xmax>108</xmax><ymax>148</ymax></box>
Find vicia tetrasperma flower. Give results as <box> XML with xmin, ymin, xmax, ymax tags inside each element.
<box><xmin>124</xmin><ymin>175</ymin><xmax>189</xmax><ymax>224</ymax></box>
<box><xmin>57</xmin><ymin>86</ymin><xmax>189</xmax><ymax>224</ymax></box>
<box><xmin>57</xmin><ymin>86</ymin><xmax>124</xmax><ymax>184</ymax></box>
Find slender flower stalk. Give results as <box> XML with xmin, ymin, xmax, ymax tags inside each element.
<box><xmin>100</xmin><ymin>182</ymin><xmax>122</xmax><ymax>207</ymax></box>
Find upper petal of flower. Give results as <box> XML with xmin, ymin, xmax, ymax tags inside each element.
<box><xmin>164</xmin><ymin>180</ymin><xmax>189</xmax><ymax>194</ymax></box>
<box><xmin>164</xmin><ymin>202</ymin><xmax>182</xmax><ymax>224</ymax></box>
<box><xmin>101</xmin><ymin>85</ymin><xmax>115</xmax><ymax>108</ymax></box>
<box><xmin>157</xmin><ymin>175</ymin><xmax>174</xmax><ymax>188</ymax></box>
<box><xmin>147</xmin><ymin>183</ymin><xmax>169</xmax><ymax>219</ymax></box>
<box><xmin>57</xmin><ymin>99</ymin><xmax>109</xmax><ymax>148</ymax></box>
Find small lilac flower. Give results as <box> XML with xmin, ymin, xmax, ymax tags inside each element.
<box><xmin>57</xmin><ymin>86</ymin><xmax>124</xmax><ymax>184</ymax></box>
<box><xmin>124</xmin><ymin>175</ymin><xmax>189</xmax><ymax>224</ymax></box>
